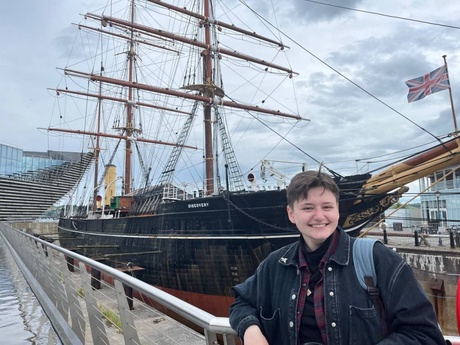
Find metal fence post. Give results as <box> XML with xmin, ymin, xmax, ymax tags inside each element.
<box><xmin>114</xmin><ymin>279</ymin><xmax>141</xmax><ymax>345</ymax></box>
<box><xmin>222</xmin><ymin>333</ymin><xmax>237</xmax><ymax>345</ymax></box>
<box><xmin>59</xmin><ymin>253</ymin><xmax>86</xmax><ymax>343</ymax></box>
<box><xmin>79</xmin><ymin>261</ymin><xmax>110</xmax><ymax>345</ymax></box>
<box><xmin>204</xmin><ymin>329</ymin><xmax>219</xmax><ymax>345</ymax></box>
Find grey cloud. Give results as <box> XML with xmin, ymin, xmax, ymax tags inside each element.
<box><xmin>245</xmin><ymin>0</ymin><xmax>365</xmax><ymax>24</ymax></box>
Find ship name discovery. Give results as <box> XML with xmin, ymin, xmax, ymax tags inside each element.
<box><xmin>188</xmin><ymin>203</ymin><xmax>209</xmax><ymax>208</ymax></box>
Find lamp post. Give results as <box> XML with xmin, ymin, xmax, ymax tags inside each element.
<box><xmin>435</xmin><ymin>190</ymin><xmax>441</xmax><ymax>231</ymax></box>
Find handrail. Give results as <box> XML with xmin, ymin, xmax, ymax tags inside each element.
<box><xmin>0</xmin><ymin>222</ymin><xmax>237</xmax><ymax>345</ymax></box>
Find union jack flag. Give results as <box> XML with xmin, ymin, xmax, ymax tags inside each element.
<box><xmin>405</xmin><ymin>65</ymin><xmax>450</xmax><ymax>103</ymax></box>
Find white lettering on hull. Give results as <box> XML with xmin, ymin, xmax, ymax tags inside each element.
<box><xmin>187</xmin><ymin>203</ymin><xmax>209</xmax><ymax>208</ymax></box>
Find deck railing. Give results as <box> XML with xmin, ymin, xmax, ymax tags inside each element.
<box><xmin>0</xmin><ymin>222</ymin><xmax>237</xmax><ymax>345</ymax></box>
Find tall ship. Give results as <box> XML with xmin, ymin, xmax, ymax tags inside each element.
<box><xmin>49</xmin><ymin>0</ymin><xmax>460</xmax><ymax>316</ymax></box>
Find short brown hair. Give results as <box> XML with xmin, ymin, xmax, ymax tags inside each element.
<box><xmin>286</xmin><ymin>170</ymin><xmax>339</xmax><ymax>207</ymax></box>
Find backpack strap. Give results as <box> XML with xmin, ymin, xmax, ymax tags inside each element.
<box><xmin>353</xmin><ymin>238</ymin><xmax>388</xmax><ymax>337</ymax></box>
<box><xmin>353</xmin><ymin>238</ymin><xmax>378</xmax><ymax>290</ymax></box>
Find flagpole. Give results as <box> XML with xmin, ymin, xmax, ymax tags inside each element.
<box><xmin>442</xmin><ymin>55</ymin><xmax>458</xmax><ymax>135</ymax></box>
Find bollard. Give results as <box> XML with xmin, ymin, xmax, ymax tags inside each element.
<box><xmin>414</xmin><ymin>231</ymin><xmax>419</xmax><ymax>247</ymax></box>
<box><xmin>123</xmin><ymin>284</ymin><xmax>134</xmax><ymax>310</ymax></box>
<box><xmin>429</xmin><ymin>278</ymin><xmax>445</xmax><ymax>322</ymax></box>
<box><xmin>450</xmin><ymin>231</ymin><xmax>456</xmax><ymax>249</ymax></box>
<box><xmin>91</xmin><ymin>268</ymin><xmax>101</xmax><ymax>289</ymax></box>
<box><xmin>65</xmin><ymin>255</ymin><xmax>75</xmax><ymax>272</ymax></box>
<box><xmin>383</xmin><ymin>229</ymin><xmax>388</xmax><ymax>244</ymax></box>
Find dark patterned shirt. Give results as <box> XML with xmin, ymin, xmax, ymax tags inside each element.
<box><xmin>297</xmin><ymin>230</ymin><xmax>340</xmax><ymax>345</ymax></box>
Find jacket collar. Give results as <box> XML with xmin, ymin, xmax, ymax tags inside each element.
<box><xmin>277</xmin><ymin>227</ymin><xmax>351</xmax><ymax>267</ymax></box>
<box><xmin>328</xmin><ymin>227</ymin><xmax>352</xmax><ymax>266</ymax></box>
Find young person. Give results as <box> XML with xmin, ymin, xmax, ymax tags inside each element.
<box><xmin>229</xmin><ymin>170</ymin><xmax>445</xmax><ymax>345</ymax></box>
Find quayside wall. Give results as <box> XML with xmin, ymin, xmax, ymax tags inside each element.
<box><xmin>398</xmin><ymin>248</ymin><xmax>460</xmax><ymax>335</ymax></box>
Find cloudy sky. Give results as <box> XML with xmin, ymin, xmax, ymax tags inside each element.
<box><xmin>1</xmin><ymin>0</ymin><xmax>459</xmax><ymax>197</ymax></box>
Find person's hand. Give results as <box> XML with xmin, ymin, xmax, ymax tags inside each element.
<box><xmin>243</xmin><ymin>325</ymin><xmax>269</xmax><ymax>345</ymax></box>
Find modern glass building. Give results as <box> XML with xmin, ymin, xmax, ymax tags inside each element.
<box><xmin>0</xmin><ymin>142</ymin><xmax>94</xmax><ymax>221</ymax></box>
<box><xmin>0</xmin><ymin>143</ymin><xmax>22</xmax><ymax>176</ymax></box>
<box><xmin>0</xmin><ymin>143</ymin><xmax>74</xmax><ymax>177</ymax></box>
<box><xmin>419</xmin><ymin>165</ymin><xmax>460</xmax><ymax>230</ymax></box>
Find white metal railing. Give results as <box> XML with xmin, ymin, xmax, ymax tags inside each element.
<box><xmin>0</xmin><ymin>222</ymin><xmax>237</xmax><ymax>345</ymax></box>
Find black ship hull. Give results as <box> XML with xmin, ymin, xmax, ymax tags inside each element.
<box><xmin>58</xmin><ymin>177</ymin><xmax>399</xmax><ymax>316</ymax></box>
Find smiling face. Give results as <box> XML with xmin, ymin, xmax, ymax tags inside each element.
<box><xmin>287</xmin><ymin>186</ymin><xmax>339</xmax><ymax>251</ymax></box>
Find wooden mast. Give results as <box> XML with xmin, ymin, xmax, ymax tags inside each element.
<box><xmin>203</xmin><ymin>0</ymin><xmax>214</xmax><ymax>195</ymax></box>
<box><xmin>93</xmin><ymin>63</ymin><xmax>103</xmax><ymax>210</ymax></box>
<box><xmin>124</xmin><ymin>0</ymin><xmax>136</xmax><ymax>195</ymax></box>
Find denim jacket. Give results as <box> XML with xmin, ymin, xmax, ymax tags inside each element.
<box><xmin>229</xmin><ymin>228</ymin><xmax>445</xmax><ymax>345</ymax></box>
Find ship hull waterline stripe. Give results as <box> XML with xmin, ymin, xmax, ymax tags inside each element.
<box><xmin>59</xmin><ymin>227</ymin><xmax>300</xmax><ymax>240</ymax></box>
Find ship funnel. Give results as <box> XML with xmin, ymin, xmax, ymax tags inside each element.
<box><xmin>104</xmin><ymin>164</ymin><xmax>117</xmax><ymax>207</ymax></box>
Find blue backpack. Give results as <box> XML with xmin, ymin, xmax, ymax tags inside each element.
<box><xmin>353</xmin><ymin>238</ymin><xmax>388</xmax><ymax>335</ymax></box>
